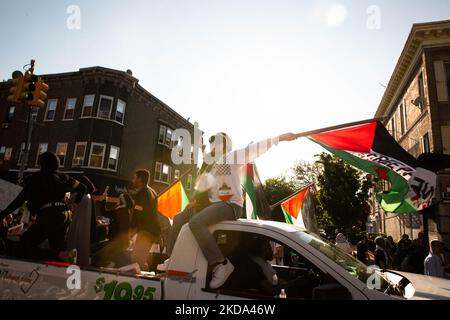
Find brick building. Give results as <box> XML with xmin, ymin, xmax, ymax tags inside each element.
<box><xmin>370</xmin><ymin>20</ymin><xmax>450</xmax><ymax>245</ymax></box>
<box><xmin>0</xmin><ymin>66</ymin><xmax>196</xmax><ymax>197</ymax></box>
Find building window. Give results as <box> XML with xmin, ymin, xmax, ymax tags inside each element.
<box><xmin>4</xmin><ymin>147</ymin><xmax>12</xmax><ymax>161</ymax></box>
<box><xmin>390</xmin><ymin>116</ymin><xmax>396</xmax><ymax>140</ymax></box>
<box><xmin>6</xmin><ymin>106</ymin><xmax>15</xmax><ymax>123</ymax></box>
<box><xmin>158</xmin><ymin>125</ymin><xmax>167</xmax><ymax>144</ymax></box>
<box><xmin>44</xmin><ymin>99</ymin><xmax>58</xmax><ymax>121</ymax></box>
<box><xmin>174</xmin><ymin>169</ymin><xmax>180</xmax><ymax>181</ymax></box>
<box><xmin>116</xmin><ymin>99</ymin><xmax>126</xmax><ymax>123</ymax></box>
<box><xmin>56</xmin><ymin>143</ymin><xmax>68</xmax><ymax>167</ymax></box>
<box><xmin>97</xmin><ymin>95</ymin><xmax>113</xmax><ymax>120</ymax></box>
<box><xmin>82</xmin><ymin>94</ymin><xmax>95</xmax><ymax>117</ymax></box>
<box><xmin>445</xmin><ymin>63</ymin><xmax>450</xmax><ymax>101</ymax></box>
<box><xmin>418</xmin><ymin>73</ymin><xmax>425</xmax><ymax>111</ymax></box>
<box><xmin>63</xmin><ymin>98</ymin><xmax>77</xmax><ymax>120</ymax></box>
<box><xmin>165</xmin><ymin>128</ymin><xmax>173</xmax><ymax>146</ymax></box>
<box><xmin>36</xmin><ymin>143</ymin><xmax>48</xmax><ymax>165</ymax></box>
<box><xmin>72</xmin><ymin>142</ymin><xmax>87</xmax><ymax>167</ymax></box>
<box><xmin>161</xmin><ymin>164</ymin><xmax>171</xmax><ymax>184</ymax></box>
<box><xmin>422</xmin><ymin>133</ymin><xmax>430</xmax><ymax>153</ymax></box>
<box><xmin>175</xmin><ymin>136</ymin><xmax>184</xmax><ymax>156</ymax></box>
<box><xmin>399</xmin><ymin>102</ymin><xmax>406</xmax><ymax>136</ymax></box>
<box><xmin>157</xmin><ymin>125</ymin><xmax>175</xmax><ymax>147</ymax></box>
<box><xmin>89</xmin><ymin>143</ymin><xmax>106</xmax><ymax>168</ymax></box>
<box><xmin>154</xmin><ymin>162</ymin><xmax>171</xmax><ymax>184</ymax></box>
<box><xmin>186</xmin><ymin>174</ymin><xmax>192</xmax><ymax>191</ymax></box>
<box><xmin>154</xmin><ymin>162</ymin><xmax>162</xmax><ymax>182</ymax></box>
<box><xmin>108</xmin><ymin>146</ymin><xmax>120</xmax><ymax>171</ymax></box>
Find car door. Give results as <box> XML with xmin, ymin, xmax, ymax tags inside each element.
<box><xmin>190</xmin><ymin>225</ymin><xmax>367</xmax><ymax>300</ymax></box>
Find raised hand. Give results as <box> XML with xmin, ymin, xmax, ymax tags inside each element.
<box><xmin>278</xmin><ymin>132</ymin><xmax>298</xmax><ymax>142</ymax></box>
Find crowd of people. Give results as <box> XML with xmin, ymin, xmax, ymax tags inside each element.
<box><xmin>0</xmin><ymin>151</ymin><xmax>166</xmax><ymax>272</ymax></box>
<box><xmin>333</xmin><ymin>231</ymin><xmax>449</xmax><ymax>279</ymax></box>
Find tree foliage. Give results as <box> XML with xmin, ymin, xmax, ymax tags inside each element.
<box><xmin>291</xmin><ymin>160</ymin><xmax>322</xmax><ymax>188</ymax></box>
<box><xmin>263</xmin><ymin>176</ymin><xmax>297</xmax><ymax>205</ymax></box>
<box><xmin>314</xmin><ymin>153</ymin><xmax>372</xmax><ymax>232</ymax></box>
<box><xmin>263</xmin><ymin>152</ymin><xmax>373</xmax><ymax>233</ymax></box>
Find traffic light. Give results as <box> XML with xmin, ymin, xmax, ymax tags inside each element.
<box><xmin>29</xmin><ymin>77</ymin><xmax>49</xmax><ymax>108</ymax></box>
<box><xmin>7</xmin><ymin>74</ymin><xmax>25</xmax><ymax>103</ymax></box>
<box><xmin>21</xmin><ymin>72</ymin><xmax>38</xmax><ymax>102</ymax></box>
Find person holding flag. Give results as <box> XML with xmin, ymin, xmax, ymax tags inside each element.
<box><xmin>188</xmin><ymin>131</ymin><xmax>298</xmax><ymax>289</ymax></box>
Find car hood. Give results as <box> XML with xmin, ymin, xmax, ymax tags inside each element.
<box><xmin>395</xmin><ymin>271</ymin><xmax>450</xmax><ymax>300</ymax></box>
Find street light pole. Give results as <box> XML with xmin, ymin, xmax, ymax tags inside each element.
<box><xmin>17</xmin><ymin>106</ymin><xmax>35</xmax><ymax>185</ymax></box>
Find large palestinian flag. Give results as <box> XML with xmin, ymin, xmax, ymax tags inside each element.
<box><xmin>308</xmin><ymin>121</ymin><xmax>436</xmax><ymax>213</ymax></box>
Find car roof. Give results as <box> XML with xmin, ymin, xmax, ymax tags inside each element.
<box><xmin>216</xmin><ymin>219</ymin><xmax>308</xmax><ymax>233</ymax></box>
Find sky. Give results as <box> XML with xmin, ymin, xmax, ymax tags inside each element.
<box><xmin>1</xmin><ymin>0</ymin><xmax>449</xmax><ymax>181</ymax></box>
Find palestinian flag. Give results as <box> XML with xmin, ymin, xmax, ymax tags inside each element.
<box><xmin>281</xmin><ymin>187</ymin><xmax>310</xmax><ymax>228</ymax></box>
<box><xmin>241</xmin><ymin>163</ymin><xmax>272</xmax><ymax>220</ymax></box>
<box><xmin>308</xmin><ymin>121</ymin><xmax>436</xmax><ymax>213</ymax></box>
<box><xmin>157</xmin><ymin>180</ymin><xmax>189</xmax><ymax>220</ymax></box>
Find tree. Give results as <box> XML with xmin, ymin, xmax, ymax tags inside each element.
<box><xmin>263</xmin><ymin>176</ymin><xmax>297</xmax><ymax>206</ymax></box>
<box><xmin>263</xmin><ymin>153</ymin><xmax>373</xmax><ymax>234</ymax></box>
<box><xmin>315</xmin><ymin>153</ymin><xmax>372</xmax><ymax>233</ymax></box>
<box><xmin>291</xmin><ymin>160</ymin><xmax>322</xmax><ymax>188</ymax></box>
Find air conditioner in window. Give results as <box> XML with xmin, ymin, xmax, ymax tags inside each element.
<box><xmin>1</xmin><ymin>123</ymin><xmax>9</xmax><ymax>129</ymax></box>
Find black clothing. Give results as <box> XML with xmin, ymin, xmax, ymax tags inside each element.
<box><xmin>131</xmin><ymin>187</ymin><xmax>161</xmax><ymax>238</ymax></box>
<box><xmin>17</xmin><ymin>208</ymin><xmax>72</xmax><ymax>261</ymax></box>
<box><xmin>398</xmin><ymin>238</ymin><xmax>412</xmax><ymax>250</ymax></box>
<box><xmin>367</xmin><ymin>239</ymin><xmax>376</xmax><ymax>253</ymax></box>
<box><xmin>375</xmin><ymin>248</ymin><xmax>387</xmax><ymax>268</ymax></box>
<box><xmin>356</xmin><ymin>241</ymin><xmax>368</xmax><ymax>264</ymax></box>
<box><xmin>224</xmin><ymin>255</ymin><xmax>267</xmax><ymax>293</ymax></box>
<box><xmin>1</xmin><ymin>172</ymin><xmax>86</xmax><ymax>219</ymax></box>
<box><xmin>0</xmin><ymin>172</ymin><xmax>86</xmax><ymax>261</ymax></box>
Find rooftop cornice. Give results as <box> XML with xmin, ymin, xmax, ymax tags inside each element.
<box><xmin>375</xmin><ymin>20</ymin><xmax>450</xmax><ymax>120</ymax></box>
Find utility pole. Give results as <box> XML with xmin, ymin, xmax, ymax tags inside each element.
<box><xmin>18</xmin><ymin>106</ymin><xmax>35</xmax><ymax>185</ymax></box>
<box><xmin>17</xmin><ymin>60</ymin><xmax>35</xmax><ymax>185</ymax></box>
<box><xmin>7</xmin><ymin>59</ymin><xmax>49</xmax><ymax>185</ymax></box>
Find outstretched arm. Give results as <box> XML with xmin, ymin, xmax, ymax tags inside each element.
<box><xmin>228</xmin><ymin>133</ymin><xmax>298</xmax><ymax>165</ymax></box>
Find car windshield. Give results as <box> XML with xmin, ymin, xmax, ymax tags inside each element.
<box><xmin>293</xmin><ymin>231</ymin><xmax>391</xmax><ymax>291</ymax></box>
